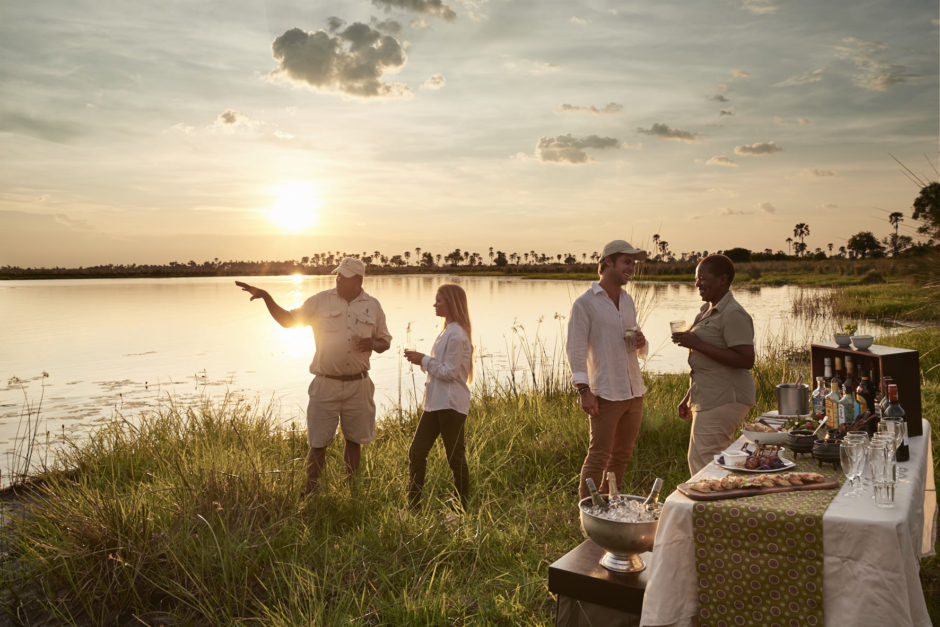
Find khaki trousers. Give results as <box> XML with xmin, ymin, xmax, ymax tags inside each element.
<box><xmin>688</xmin><ymin>401</ymin><xmax>752</xmax><ymax>476</ymax></box>
<box><xmin>579</xmin><ymin>396</ymin><xmax>643</xmax><ymax>499</ymax></box>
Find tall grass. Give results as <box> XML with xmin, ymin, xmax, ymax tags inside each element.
<box><xmin>1</xmin><ymin>329</ymin><xmax>937</xmax><ymax>624</ymax></box>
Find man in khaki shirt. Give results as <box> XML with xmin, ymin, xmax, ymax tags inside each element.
<box><xmin>236</xmin><ymin>257</ymin><xmax>392</xmax><ymax>494</ymax></box>
<box><xmin>672</xmin><ymin>254</ymin><xmax>755</xmax><ymax>475</ymax></box>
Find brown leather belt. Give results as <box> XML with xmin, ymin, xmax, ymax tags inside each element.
<box><xmin>319</xmin><ymin>371</ymin><xmax>368</xmax><ymax>382</ymax></box>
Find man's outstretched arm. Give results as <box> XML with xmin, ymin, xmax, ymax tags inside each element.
<box><xmin>235</xmin><ymin>281</ymin><xmax>297</xmax><ymax>328</ymax></box>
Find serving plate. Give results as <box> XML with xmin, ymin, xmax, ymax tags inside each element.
<box><xmin>713</xmin><ymin>455</ymin><xmax>795</xmax><ymax>473</ymax></box>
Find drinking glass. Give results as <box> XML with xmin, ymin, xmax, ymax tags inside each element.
<box><xmin>670</xmin><ymin>320</ymin><xmax>687</xmax><ymax>334</ymax></box>
<box><xmin>845</xmin><ymin>432</ymin><xmax>870</xmax><ymax>484</ymax></box>
<box><xmin>869</xmin><ymin>438</ymin><xmax>896</xmax><ymax>507</ymax></box>
<box><xmin>839</xmin><ymin>441</ymin><xmax>860</xmax><ymax>496</ymax></box>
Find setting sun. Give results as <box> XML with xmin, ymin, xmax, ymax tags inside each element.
<box><xmin>267</xmin><ymin>180</ymin><xmax>320</xmax><ymax>232</ymax></box>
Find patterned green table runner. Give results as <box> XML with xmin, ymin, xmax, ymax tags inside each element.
<box><xmin>691</xmin><ymin>458</ymin><xmax>842</xmax><ymax>627</ymax></box>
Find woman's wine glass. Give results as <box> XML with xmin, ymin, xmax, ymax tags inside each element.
<box><xmin>839</xmin><ymin>440</ymin><xmax>860</xmax><ymax>497</ymax></box>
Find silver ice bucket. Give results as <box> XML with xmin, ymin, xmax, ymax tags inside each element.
<box><xmin>776</xmin><ymin>383</ymin><xmax>809</xmax><ymax>416</ymax></box>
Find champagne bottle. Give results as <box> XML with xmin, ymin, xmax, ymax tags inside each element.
<box><xmin>883</xmin><ymin>384</ymin><xmax>909</xmax><ymax>462</ymax></box>
<box><xmin>823</xmin><ymin>357</ymin><xmax>833</xmax><ymax>387</ymax></box>
<box><xmin>606</xmin><ymin>471</ymin><xmax>619</xmax><ymax>506</ymax></box>
<box><xmin>642</xmin><ymin>477</ymin><xmax>664</xmax><ymax>510</ymax></box>
<box><xmin>585</xmin><ymin>477</ymin><xmax>607</xmax><ymax>509</ymax></box>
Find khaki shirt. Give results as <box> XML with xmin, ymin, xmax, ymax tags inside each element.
<box><xmin>687</xmin><ymin>290</ymin><xmax>755</xmax><ymax>411</ymax></box>
<box><xmin>291</xmin><ymin>288</ymin><xmax>392</xmax><ymax>377</ymax></box>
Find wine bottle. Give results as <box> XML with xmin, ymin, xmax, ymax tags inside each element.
<box><xmin>831</xmin><ymin>357</ymin><xmax>844</xmax><ymax>394</ymax></box>
<box><xmin>838</xmin><ymin>385</ymin><xmax>855</xmax><ymax>427</ymax></box>
<box><xmin>883</xmin><ymin>384</ymin><xmax>909</xmax><ymax>462</ymax></box>
<box><xmin>812</xmin><ymin>376</ymin><xmax>827</xmax><ymax>420</ymax></box>
<box><xmin>879</xmin><ymin>376</ymin><xmax>893</xmax><ymax>413</ymax></box>
<box><xmin>585</xmin><ymin>477</ymin><xmax>607</xmax><ymax>508</ymax></box>
<box><xmin>855</xmin><ymin>374</ymin><xmax>873</xmax><ymax>416</ymax></box>
<box><xmin>843</xmin><ymin>356</ymin><xmax>857</xmax><ymax>405</ymax></box>
<box><xmin>642</xmin><ymin>477</ymin><xmax>664</xmax><ymax>510</ymax></box>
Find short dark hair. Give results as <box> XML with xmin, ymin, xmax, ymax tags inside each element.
<box><xmin>698</xmin><ymin>254</ymin><xmax>735</xmax><ymax>283</ymax></box>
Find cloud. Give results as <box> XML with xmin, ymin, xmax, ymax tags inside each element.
<box><xmin>410</xmin><ymin>18</ymin><xmax>430</xmax><ymax>29</ymax></box>
<box><xmin>740</xmin><ymin>0</ymin><xmax>778</xmax><ymax>14</ymax></box>
<box><xmin>819</xmin><ymin>203</ymin><xmax>838</xmax><ymax>210</ymax></box>
<box><xmin>637</xmin><ymin>123</ymin><xmax>700</xmax><ymax>143</ymax></box>
<box><xmin>734</xmin><ymin>140</ymin><xmax>782</xmax><ymax>155</ymax></box>
<box><xmin>536</xmin><ymin>133</ymin><xmax>622</xmax><ymax>164</ymax></box>
<box><xmin>774</xmin><ymin>116</ymin><xmax>812</xmax><ymax>126</ymax></box>
<box><xmin>371</xmin><ymin>0</ymin><xmax>456</xmax><ymax>21</ymax></box>
<box><xmin>0</xmin><ymin>110</ymin><xmax>83</xmax><ymax>143</ymax></box>
<box><xmin>503</xmin><ymin>58</ymin><xmax>559</xmax><ymax>74</ymax></box>
<box><xmin>212</xmin><ymin>109</ymin><xmax>258</xmax><ymax>132</ymax></box>
<box><xmin>720</xmin><ymin>109</ymin><xmax>734</xmax><ymax>116</ymax></box>
<box><xmin>720</xmin><ymin>207</ymin><xmax>751</xmax><ymax>215</ymax></box>
<box><xmin>710</xmin><ymin>94</ymin><xmax>729</xmax><ymax>103</ymax></box>
<box><xmin>706</xmin><ymin>156</ymin><xmax>738</xmax><ymax>167</ymax></box>
<box><xmin>557</xmin><ymin>102</ymin><xmax>623</xmax><ymax>114</ymax></box>
<box><xmin>371</xmin><ymin>18</ymin><xmax>403</xmax><ymax>34</ymax></box>
<box><xmin>801</xmin><ymin>168</ymin><xmax>836</xmax><ymax>177</ymax></box>
<box><xmin>758</xmin><ymin>202</ymin><xmax>776</xmax><ymax>214</ymax></box>
<box><xmin>570</xmin><ymin>16</ymin><xmax>588</xmax><ymax>25</ymax></box>
<box><xmin>422</xmin><ymin>74</ymin><xmax>446</xmax><ymax>90</ymax></box>
<box><xmin>270</xmin><ymin>22</ymin><xmax>410</xmax><ymax>99</ymax></box>
<box><xmin>775</xmin><ymin>69</ymin><xmax>825</xmax><ymax>87</ymax></box>
<box><xmin>732</xmin><ymin>69</ymin><xmax>750</xmax><ymax>79</ymax></box>
<box><xmin>834</xmin><ymin>37</ymin><xmax>913</xmax><ymax>91</ymax></box>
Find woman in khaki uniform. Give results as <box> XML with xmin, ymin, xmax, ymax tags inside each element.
<box><xmin>671</xmin><ymin>254</ymin><xmax>755</xmax><ymax>476</ymax></box>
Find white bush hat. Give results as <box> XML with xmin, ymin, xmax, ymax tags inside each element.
<box><xmin>332</xmin><ymin>257</ymin><xmax>366</xmax><ymax>278</ymax></box>
<box><xmin>602</xmin><ymin>240</ymin><xmax>647</xmax><ymax>260</ymax></box>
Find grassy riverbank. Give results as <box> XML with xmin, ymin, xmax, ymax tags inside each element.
<box><xmin>1</xmin><ymin>330</ymin><xmax>938</xmax><ymax>624</ymax></box>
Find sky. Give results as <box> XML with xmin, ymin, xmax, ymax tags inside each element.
<box><xmin>1</xmin><ymin>0</ymin><xmax>937</xmax><ymax>267</ymax></box>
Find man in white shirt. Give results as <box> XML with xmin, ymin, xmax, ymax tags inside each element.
<box><xmin>236</xmin><ymin>257</ymin><xmax>392</xmax><ymax>494</ymax></box>
<box><xmin>566</xmin><ymin>240</ymin><xmax>648</xmax><ymax>499</ymax></box>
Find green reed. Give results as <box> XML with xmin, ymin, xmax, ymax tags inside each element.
<box><xmin>1</xmin><ymin>328</ymin><xmax>937</xmax><ymax>624</ymax></box>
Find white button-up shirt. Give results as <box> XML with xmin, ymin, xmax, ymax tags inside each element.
<box><xmin>420</xmin><ymin>322</ymin><xmax>472</xmax><ymax>414</ymax></box>
<box><xmin>566</xmin><ymin>282</ymin><xmax>647</xmax><ymax>401</ymax></box>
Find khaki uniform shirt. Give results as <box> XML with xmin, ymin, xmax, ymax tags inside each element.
<box><xmin>687</xmin><ymin>290</ymin><xmax>755</xmax><ymax>411</ymax></box>
<box><xmin>291</xmin><ymin>288</ymin><xmax>392</xmax><ymax>377</ymax></box>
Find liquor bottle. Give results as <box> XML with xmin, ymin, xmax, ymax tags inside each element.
<box><xmin>585</xmin><ymin>477</ymin><xmax>608</xmax><ymax>508</ymax></box>
<box><xmin>843</xmin><ymin>356</ymin><xmax>857</xmax><ymax>404</ymax></box>
<box><xmin>855</xmin><ymin>375</ymin><xmax>874</xmax><ymax>416</ymax></box>
<box><xmin>811</xmin><ymin>376</ymin><xmax>827</xmax><ymax>420</ymax></box>
<box><xmin>838</xmin><ymin>385</ymin><xmax>855</xmax><ymax>426</ymax></box>
<box><xmin>642</xmin><ymin>477</ymin><xmax>664</xmax><ymax>510</ymax></box>
<box><xmin>883</xmin><ymin>384</ymin><xmax>909</xmax><ymax>462</ymax></box>
<box><xmin>831</xmin><ymin>357</ymin><xmax>844</xmax><ymax>394</ymax></box>
<box><xmin>879</xmin><ymin>376</ymin><xmax>894</xmax><ymax>413</ymax></box>
<box><xmin>823</xmin><ymin>357</ymin><xmax>833</xmax><ymax>387</ymax></box>
<box><xmin>825</xmin><ymin>381</ymin><xmax>841</xmax><ymax>428</ymax></box>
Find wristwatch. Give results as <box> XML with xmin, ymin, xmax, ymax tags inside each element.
<box><xmin>577</xmin><ymin>386</ymin><xmax>591</xmax><ymax>396</ymax></box>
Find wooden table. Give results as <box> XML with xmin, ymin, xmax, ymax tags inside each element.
<box><xmin>548</xmin><ymin>540</ymin><xmax>651</xmax><ymax>626</ymax></box>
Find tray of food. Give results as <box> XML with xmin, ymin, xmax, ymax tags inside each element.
<box><xmin>677</xmin><ymin>472</ymin><xmax>838</xmax><ymax>501</ymax></box>
<box><xmin>741</xmin><ymin>415</ymin><xmax>824</xmax><ymax>445</ymax></box>
<box><xmin>717</xmin><ymin>443</ymin><xmax>793</xmax><ymax>472</ymax></box>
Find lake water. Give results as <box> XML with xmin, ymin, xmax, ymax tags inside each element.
<box><xmin>0</xmin><ymin>275</ymin><xmax>896</xmax><ymax>482</ymax></box>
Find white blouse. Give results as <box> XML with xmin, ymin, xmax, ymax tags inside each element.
<box><xmin>420</xmin><ymin>322</ymin><xmax>472</xmax><ymax>414</ymax></box>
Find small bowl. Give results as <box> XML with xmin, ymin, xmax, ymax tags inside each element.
<box><xmin>850</xmin><ymin>334</ymin><xmax>873</xmax><ymax>351</ymax></box>
<box><xmin>718</xmin><ymin>450</ymin><xmax>749</xmax><ymax>468</ymax></box>
<box><xmin>833</xmin><ymin>333</ymin><xmax>851</xmax><ymax>347</ymax></box>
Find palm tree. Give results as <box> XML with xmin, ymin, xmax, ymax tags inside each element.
<box><xmin>827</xmin><ymin>243</ymin><xmax>833</xmax><ymax>256</ymax></box>
<box><xmin>793</xmin><ymin>223</ymin><xmax>810</xmax><ymax>256</ymax></box>
<box><xmin>785</xmin><ymin>237</ymin><xmax>793</xmax><ymax>255</ymax></box>
<box><xmin>887</xmin><ymin>212</ymin><xmax>904</xmax><ymax>256</ymax></box>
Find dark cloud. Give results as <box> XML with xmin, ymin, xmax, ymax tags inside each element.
<box><xmin>710</xmin><ymin>94</ymin><xmax>729</xmax><ymax>102</ymax></box>
<box><xmin>637</xmin><ymin>123</ymin><xmax>700</xmax><ymax>143</ymax></box>
<box><xmin>759</xmin><ymin>202</ymin><xmax>776</xmax><ymax>213</ymax></box>
<box><xmin>422</xmin><ymin>74</ymin><xmax>446</xmax><ymax>90</ymax></box>
<box><xmin>0</xmin><ymin>110</ymin><xmax>82</xmax><ymax>143</ymax></box>
<box><xmin>720</xmin><ymin>109</ymin><xmax>734</xmax><ymax>116</ymax></box>
<box><xmin>734</xmin><ymin>140</ymin><xmax>781</xmax><ymax>155</ymax></box>
<box><xmin>217</xmin><ymin>109</ymin><xmax>244</xmax><ymax>125</ymax></box>
<box><xmin>371</xmin><ymin>18</ymin><xmax>403</xmax><ymax>34</ymax></box>
<box><xmin>271</xmin><ymin>22</ymin><xmax>409</xmax><ymax>99</ymax></box>
<box><xmin>371</xmin><ymin>0</ymin><xmax>456</xmax><ymax>21</ymax></box>
<box><xmin>536</xmin><ymin>133</ymin><xmax>621</xmax><ymax>164</ymax></box>
<box><xmin>557</xmin><ymin>102</ymin><xmax>623</xmax><ymax>114</ymax></box>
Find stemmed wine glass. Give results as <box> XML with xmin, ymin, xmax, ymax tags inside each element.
<box><xmin>839</xmin><ymin>440</ymin><xmax>861</xmax><ymax>497</ymax></box>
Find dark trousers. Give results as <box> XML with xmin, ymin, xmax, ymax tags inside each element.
<box><xmin>408</xmin><ymin>409</ymin><xmax>470</xmax><ymax>507</ymax></box>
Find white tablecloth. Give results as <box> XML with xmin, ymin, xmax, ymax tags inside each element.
<box><xmin>640</xmin><ymin>420</ymin><xmax>936</xmax><ymax>627</ymax></box>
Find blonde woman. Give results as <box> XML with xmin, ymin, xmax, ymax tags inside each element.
<box><xmin>403</xmin><ymin>284</ymin><xmax>473</xmax><ymax>509</ymax></box>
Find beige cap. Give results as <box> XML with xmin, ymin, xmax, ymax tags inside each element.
<box><xmin>601</xmin><ymin>240</ymin><xmax>647</xmax><ymax>259</ymax></box>
<box><xmin>332</xmin><ymin>257</ymin><xmax>366</xmax><ymax>278</ymax></box>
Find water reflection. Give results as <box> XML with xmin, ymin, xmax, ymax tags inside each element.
<box><xmin>0</xmin><ymin>275</ymin><xmax>898</xmax><ymax>482</ymax></box>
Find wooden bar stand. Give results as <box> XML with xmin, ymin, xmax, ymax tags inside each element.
<box><xmin>548</xmin><ymin>540</ymin><xmax>649</xmax><ymax>626</ymax></box>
